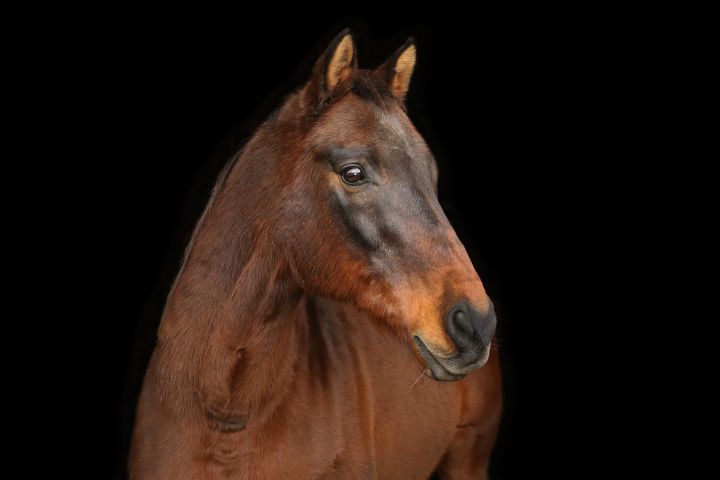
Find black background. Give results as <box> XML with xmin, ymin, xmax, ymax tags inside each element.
<box><xmin>21</xmin><ymin>3</ymin><xmax>715</xmax><ymax>479</ymax></box>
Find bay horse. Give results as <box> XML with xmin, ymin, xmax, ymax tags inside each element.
<box><xmin>130</xmin><ymin>30</ymin><xmax>502</xmax><ymax>479</ymax></box>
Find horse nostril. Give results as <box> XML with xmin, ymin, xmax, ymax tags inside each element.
<box><xmin>452</xmin><ymin>309</ymin><xmax>475</xmax><ymax>337</ymax></box>
<box><xmin>444</xmin><ymin>301</ymin><xmax>497</xmax><ymax>370</ymax></box>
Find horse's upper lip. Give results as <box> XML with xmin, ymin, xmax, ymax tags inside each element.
<box><xmin>413</xmin><ymin>335</ymin><xmax>467</xmax><ymax>382</ymax></box>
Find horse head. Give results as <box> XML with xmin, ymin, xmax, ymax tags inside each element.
<box><xmin>246</xmin><ymin>30</ymin><xmax>496</xmax><ymax>381</ymax></box>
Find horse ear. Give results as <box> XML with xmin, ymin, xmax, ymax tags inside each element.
<box><xmin>307</xmin><ymin>29</ymin><xmax>356</xmax><ymax>102</ymax></box>
<box><xmin>324</xmin><ymin>30</ymin><xmax>356</xmax><ymax>90</ymax></box>
<box><xmin>376</xmin><ymin>38</ymin><xmax>416</xmax><ymax>102</ymax></box>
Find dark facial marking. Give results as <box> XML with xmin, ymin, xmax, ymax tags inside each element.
<box><xmin>377</xmin><ymin>222</ymin><xmax>404</xmax><ymax>252</ymax></box>
<box><xmin>408</xmin><ymin>184</ymin><xmax>441</xmax><ymax>228</ymax></box>
<box><xmin>329</xmin><ymin>191</ymin><xmax>380</xmax><ymax>252</ymax></box>
<box><xmin>377</xmin><ymin>142</ymin><xmax>441</xmax><ymax>229</ymax></box>
<box><xmin>317</xmin><ymin>99</ymin><xmax>443</xmax><ymax>263</ymax></box>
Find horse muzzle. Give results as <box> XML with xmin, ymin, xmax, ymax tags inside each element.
<box><xmin>413</xmin><ymin>301</ymin><xmax>496</xmax><ymax>382</ymax></box>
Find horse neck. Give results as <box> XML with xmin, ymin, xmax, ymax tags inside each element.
<box><xmin>155</xmin><ymin>139</ymin><xmax>306</xmax><ymax>421</ymax></box>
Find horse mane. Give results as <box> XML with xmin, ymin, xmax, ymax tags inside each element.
<box><xmin>165</xmin><ymin>146</ymin><xmax>245</xmax><ymax>300</ymax></box>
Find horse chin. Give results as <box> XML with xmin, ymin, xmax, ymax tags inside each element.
<box><xmin>412</xmin><ymin>336</ymin><xmax>467</xmax><ymax>382</ymax></box>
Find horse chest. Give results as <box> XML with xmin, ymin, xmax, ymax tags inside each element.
<box><xmin>228</xmin><ymin>369</ymin><xmax>462</xmax><ymax>479</ymax></box>
<box><xmin>207</xmin><ymin>314</ymin><xmax>465</xmax><ymax>479</ymax></box>
<box><xmin>278</xmin><ymin>311</ymin><xmax>465</xmax><ymax>478</ymax></box>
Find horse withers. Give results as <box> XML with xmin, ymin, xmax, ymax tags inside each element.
<box><xmin>131</xmin><ymin>30</ymin><xmax>502</xmax><ymax>479</ymax></box>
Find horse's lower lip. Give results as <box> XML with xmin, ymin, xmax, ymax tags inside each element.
<box><xmin>413</xmin><ymin>336</ymin><xmax>466</xmax><ymax>382</ymax></box>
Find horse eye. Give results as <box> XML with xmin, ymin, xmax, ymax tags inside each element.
<box><xmin>340</xmin><ymin>165</ymin><xmax>366</xmax><ymax>185</ymax></box>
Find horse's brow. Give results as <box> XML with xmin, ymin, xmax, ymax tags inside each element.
<box><xmin>324</xmin><ymin>145</ymin><xmax>379</xmax><ymax>168</ymax></box>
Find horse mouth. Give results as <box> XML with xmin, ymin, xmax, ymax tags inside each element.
<box><xmin>413</xmin><ymin>336</ymin><xmax>467</xmax><ymax>382</ymax></box>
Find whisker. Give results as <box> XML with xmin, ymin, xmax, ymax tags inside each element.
<box><xmin>409</xmin><ymin>370</ymin><xmax>425</xmax><ymax>390</ymax></box>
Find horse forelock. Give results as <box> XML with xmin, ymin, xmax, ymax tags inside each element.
<box><xmin>308</xmin><ymin>69</ymin><xmax>401</xmax><ymax>121</ymax></box>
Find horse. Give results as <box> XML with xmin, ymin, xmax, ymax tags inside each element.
<box><xmin>130</xmin><ymin>29</ymin><xmax>502</xmax><ymax>479</ymax></box>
